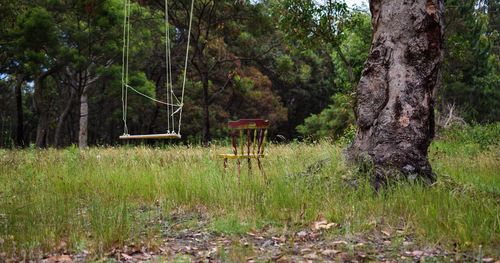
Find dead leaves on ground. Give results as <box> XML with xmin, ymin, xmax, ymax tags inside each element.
<box><xmin>5</xmin><ymin>217</ymin><xmax>499</xmax><ymax>262</ymax></box>
<box><xmin>43</xmin><ymin>255</ymin><xmax>72</xmax><ymax>262</ymax></box>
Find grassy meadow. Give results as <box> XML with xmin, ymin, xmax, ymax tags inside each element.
<box><xmin>0</xmin><ymin>125</ymin><xmax>499</xmax><ymax>260</ymax></box>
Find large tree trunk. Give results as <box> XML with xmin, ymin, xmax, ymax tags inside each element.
<box><xmin>79</xmin><ymin>89</ymin><xmax>89</xmax><ymax>149</ymax></box>
<box><xmin>15</xmin><ymin>75</ymin><xmax>25</xmax><ymax>147</ymax></box>
<box><xmin>348</xmin><ymin>0</ymin><xmax>444</xmax><ymax>187</ymax></box>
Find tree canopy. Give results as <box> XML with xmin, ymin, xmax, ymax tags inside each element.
<box><xmin>0</xmin><ymin>0</ymin><xmax>497</xmax><ymax>148</ymax></box>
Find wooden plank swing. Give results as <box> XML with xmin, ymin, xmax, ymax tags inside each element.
<box><xmin>119</xmin><ymin>0</ymin><xmax>194</xmax><ymax>140</ymax></box>
<box><xmin>119</xmin><ymin>133</ymin><xmax>181</xmax><ymax>140</ymax></box>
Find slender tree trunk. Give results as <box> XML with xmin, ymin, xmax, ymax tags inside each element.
<box><xmin>79</xmin><ymin>89</ymin><xmax>89</xmax><ymax>149</ymax></box>
<box><xmin>75</xmin><ymin>67</ymin><xmax>100</xmax><ymax>149</ymax></box>
<box><xmin>55</xmin><ymin>88</ymin><xmax>76</xmax><ymax>147</ymax></box>
<box><xmin>35</xmin><ymin>115</ymin><xmax>48</xmax><ymax>148</ymax></box>
<box><xmin>348</xmin><ymin>0</ymin><xmax>444</xmax><ymax>188</ymax></box>
<box><xmin>15</xmin><ymin>75</ymin><xmax>25</xmax><ymax>147</ymax></box>
<box><xmin>202</xmin><ymin>74</ymin><xmax>211</xmax><ymax>147</ymax></box>
<box><xmin>335</xmin><ymin>47</ymin><xmax>356</xmax><ymax>88</ymax></box>
<box><xmin>34</xmin><ymin>73</ymin><xmax>51</xmax><ymax>148</ymax></box>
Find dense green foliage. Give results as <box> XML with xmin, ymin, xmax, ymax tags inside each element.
<box><xmin>0</xmin><ymin>0</ymin><xmax>498</xmax><ymax>148</ymax></box>
<box><xmin>438</xmin><ymin>122</ymin><xmax>500</xmax><ymax>149</ymax></box>
<box><xmin>440</xmin><ymin>0</ymin><xmax>499</xmax><ymax>122</ymax></box>
<box><xmin>296</xmin><ymin>93</ymin><xmax>354</xmax><ymax>140</ymax></box>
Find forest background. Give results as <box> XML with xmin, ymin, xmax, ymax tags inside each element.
<box><xmin>0</xmin><ymin>0</ymin><xmax>498</xmax><ymax>148</ymax></box>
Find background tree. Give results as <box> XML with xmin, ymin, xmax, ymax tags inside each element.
<box><xmin>439</xmin><ymin>0</ymin><xmax>499</xmax><ymax>123</ymax></box>
<box><xmin>291</xmin><ymin>10</ymin><xmax>371</xmax><ymax>139</ymax></box>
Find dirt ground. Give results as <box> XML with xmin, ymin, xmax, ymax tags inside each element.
<box><xmin>36</xmin><ymin>213</ymin><xmax>498</xmax><ymax>263</ymax></box>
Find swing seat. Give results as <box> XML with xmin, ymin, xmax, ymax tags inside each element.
<box><xmin>119</xmin><ymin>133</ymin><xmax>181</xmax><ymax>140</ymax></box>
<box><xmin>120</xmin><ymin>0</ymin><xmax>194</xmax><ymax>141</ymax></box>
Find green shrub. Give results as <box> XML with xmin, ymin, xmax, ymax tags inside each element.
<box><xmin>297</xmin><ymin>93</ymin><xmax>354</xmax><ymax>140</ymax></box>
<box><xmin>439</xmin><ymin>123</ymin><xmax>500</xmax><ymax>148</ymax></box>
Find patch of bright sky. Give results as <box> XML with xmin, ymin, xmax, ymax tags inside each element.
<box><xmin>345</xmin><ymin>0</ymin><xmax>368</xmax><ymax>7</ymax></box>
<box><xmin>344</xmin><ymin>0</ymin><xmax>368</xmax><ymax>10</ymax></box>
<box><xmin>316</xmin><ymin>0</ymin><xmax>368</xmax><ymax>10</ymax></box>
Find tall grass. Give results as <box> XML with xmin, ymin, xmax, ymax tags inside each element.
<box><xmin>0</xmin><ymin>127</ymin><xmax>499</xmax><ymax>259</ymax></box>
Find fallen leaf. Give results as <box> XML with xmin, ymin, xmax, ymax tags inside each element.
<box><xmin>381</xmin><ymin>230</ymin><xmax>391</xmax><ymax>237</ymax></box>
<box><xmin>303</xmin><ymin>253</ymin><xmax>319</xmax><ymax>260</ymax></box>
<box><xmin>312</xmin><ymin>220</ymin><xmax>337</xmax><ymax>231</ymax></box>
<box><xmin>272</xmin><ymin>236</ymin><xmax>286</xmax><ymax>242</ymax></box>
<box><xmin>321</xmin><ymin>249</ymin><xmax>340</xmax><ymax>256</ymax></box>
<box><xmin>276</xmin><ymin>255</ymin><xmax>289</xmax><ymax>263</ymax></box>
<box><xmin>312</xmin><ymin>220</ymin><xmax>327</xmax><ymax>230</ymax></box>
<box><xmin>412</xmin><ymin>250</ymin><xmax>424</xmax><ymax>257</ymax></box>
<box><xmin>325</xmin><ymin>223</ymin><xmax>337</xmax><ymax>229</ymax></box>
<box><xmin>121</xmin><ymin>253</ymin><xmax>133</xmax><ymax>261</ymax></box>
<box><xmin>246</xmin><ymin>232</ymin><xmax>256</xmax><ymax>237</ymax></box>
<box><xmin>45</xmin><ymin>255</ymin><xmax>72</xmax><ymax>263</ymax></box>
<box><xmin>297</xmin><ymin>231</ymin><xmax>308</xmax><ymax>237</ymax></box>
<box><xmin>332</xmin><ymin>240</ymin><xmax>348</xmax><ymax>245</ymax></box>
<box><xmin>133</xmin><ymin>252</ymin><xmax>151</xmax><ymax>261</ymax></box>
<box><xmin>300</xmin><ymin>248</ymin><xmax>312</xmax><ymax>253</ymax></box>
<box><xmin>57</xmin><ymin>241</ymin><xmax>67</xmax><ymax>252</ymax></box>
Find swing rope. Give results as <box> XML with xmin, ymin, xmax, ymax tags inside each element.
<box><xmin>178</xmin><ymin>0</ymin><xmax>195</xmax><ymax>135</ymax></box>
<box><xmin>121</xmin><ymin>0</ymin><xmax>131</xmax><ymax>135</ymax></box>
<box><xmin>121</xmin><ymin>0</ymin><xmax>194</xmax><ymax>138</ymax></box>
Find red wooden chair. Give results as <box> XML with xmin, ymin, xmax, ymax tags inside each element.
<box><xmin>219</xmin><ymin>119</ymin><xmax>269</xmax><ymax>182</ymax></box>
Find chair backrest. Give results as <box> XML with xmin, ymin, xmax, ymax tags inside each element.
<box><xmin>228</xmin><ymin>119</ymin><xmax>269</xmax><ymax>156</ymax></box>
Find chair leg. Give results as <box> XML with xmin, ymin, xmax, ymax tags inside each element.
<box><xmin>223</xmin><ymin>158</ymin><xmax>228</xmax><ymax>177</ymax></box>
<box><xmin>257</xmin><ymin>158</ymin><xmax>266</xmax><ymax>181</ymax></box>
<box><xmin>237</xmin><ymin>159</ymin><xmax>241</xmax><ymax>184</ymax></box>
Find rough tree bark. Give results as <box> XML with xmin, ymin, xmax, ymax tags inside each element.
<box><xmin>348</xmin><ymin>0</ymin><xmax>444</xmax><ymax>187</ymax></box>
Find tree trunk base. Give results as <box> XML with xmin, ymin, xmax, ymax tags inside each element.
<box><xmin>346</xmin><ymin>151</ymin><xmax>437</xmax><ymax>192</ymax></box>
<box><xmin>347</xmin><ymin>0</ymin><xmax>444</xmax><ymax>188</ymax></box>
